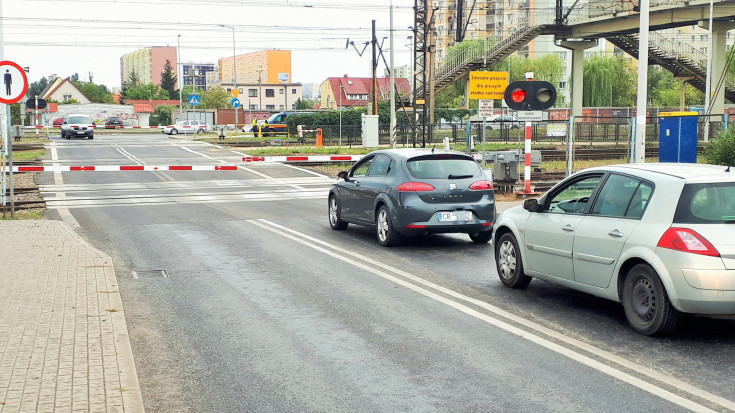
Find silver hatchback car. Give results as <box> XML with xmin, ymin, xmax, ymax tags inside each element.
<box><xmin>493</xmin><ymin>163</ymin><xmax>735</xmax><ymax>336</ymax></box>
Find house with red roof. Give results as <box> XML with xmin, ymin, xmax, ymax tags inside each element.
<box><xmin>37</xmin><ymin>76</ymin><xmax>92</xmax><ymax>104</ymax></box>
<box><xmin>319</xmin><ymin>75</ymin><xmax>411</xmax><ymax>110</ymax></box>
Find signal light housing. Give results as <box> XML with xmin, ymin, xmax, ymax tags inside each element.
<box><xmin>503</xmin><ymin>81</ymin><xmax>557</xmax><ymax>111</ymax></box>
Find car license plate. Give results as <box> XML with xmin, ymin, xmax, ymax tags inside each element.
<box><xmin>438</xmin><ymin>212</ymin><xmax>457</xmax><ymax>222</ymax></box>
<box><xmin>76</xmin><ymin>131</ymin><xmax>85</xmax><ymax>134</ymax></box>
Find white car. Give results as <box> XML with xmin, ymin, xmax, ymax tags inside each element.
<box><xmin>162</xmin><ymin>120</ymin><xmax>211</xmax><ymax>135</ymax></box>
<box><xmin>486</xmin><ymin>115</ymin><xmax>520</xmax><ymax>130</ymax></box>
<box><xmin>493</xmin><ymin>163</ymin><xmax>735</xmax><ymax>336</ymax></box>
<box><xmin>60</xmin><ymin>113</ymin><xmax>95</xmax><ymax>139</ymax></box>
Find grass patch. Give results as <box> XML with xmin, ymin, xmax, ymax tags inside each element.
<box><xmin>11</xmin><ymin>149</ymin><xmax>45</xmax><ymax>162</ymax></box>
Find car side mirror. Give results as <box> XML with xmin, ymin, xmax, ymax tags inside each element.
<box><xmin>337</xmin><ymin>171</ymin><xmax>350</xmax><ymax>181</ymax></box>
<box><xmin>523</xmin><ymin>198</ymin><xmax>541</xmax><ymax>212</ymax></box>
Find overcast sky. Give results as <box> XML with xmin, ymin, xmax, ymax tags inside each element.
<box><xmin>3</xmin><ymin>0</ymin><xmax>415</xmax><ymax>90</ymax></box>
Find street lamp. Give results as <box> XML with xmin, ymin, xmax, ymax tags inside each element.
<box><xmin>219</xmin><ymin>24</ymin><xmax>238</xmax><ymax>128</ymax></box>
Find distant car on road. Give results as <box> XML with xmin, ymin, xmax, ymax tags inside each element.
<box><xmin>60</xmin><ymin>114</ymin><xmax>94</xmax><ymax>139</ymax></box>
<box><xmin>328</xmin><ymin>148</ymin><xmax>496</xmax><ymax>246</ymax></box>
<box><xmin>52</xmin><ymin>117</ymin><xmax>66</xmax><ymax>127</ymax></box>
<box><xmin>493</xmin><ymin>163</ymin><xmax>735</xmax><ymax>336</ymax></box>
<box><xmin>105</xmin><ymin>116</ymin><xmax>124</xmax><ymax>128</ymax></box>
<box><xmin>162</xmin><ymin>120</ymin><xmax>211</xmax><ymax>135</ymax></box>
<box><xmin>486</xmin><ymin>115</ymin><xmax>521</xmax><ymax>130</ymax></box>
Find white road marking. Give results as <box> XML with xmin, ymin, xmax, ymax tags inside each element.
<box><xmin>49</xmin><ymin>143</ymin><xmax>80</xmax><ymax>228</ymax></box>
<box><xmin>248</xmin><ymin>218</ymin><xmax>734</xmax><ymax>413</ymax></box>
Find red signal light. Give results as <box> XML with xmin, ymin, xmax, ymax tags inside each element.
<box><xmin>511</xmin><ymin>89</ymin><xmax>526</xmax><ymax>103</ymax></box>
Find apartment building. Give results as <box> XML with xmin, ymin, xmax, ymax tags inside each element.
<box><xmin>181</xmin><ymin>63</ymin><xmax>217</xmax><ymax>90</ymax></box>
<box><xmin>218</xmin><ymin>50</ymin><xmax>292</xmax><ymax>86</ymax></box>
<box><xmin>120</xmin><ymin>46</ymin><xmax>177</xmax><ymax>86</ymax></box>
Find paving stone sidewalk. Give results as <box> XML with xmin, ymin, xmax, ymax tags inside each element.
<box><xmin>0</xmin><ymin>220</ymin><xmax>143</xmax><ymax>412</ymax></box>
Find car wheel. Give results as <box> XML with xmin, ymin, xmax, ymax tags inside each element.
<box><xmin>622</xmin><ymin>264</ymin><xmax>679</xmax><ymax>336</ymax></box>
<box><xmin>88</xmin><ymin>133</ymin><xmax>94</xmax><ymax>140</ymax></box>
<box><xmin>469</xmin><ymin>231</ymin><xmax>492</xmax><ymax>243</ymax></box>
<box><xmin>376</xmin><ymin>205</ymin><xmax>401</xmax><ymax>247</ymax></box>
<box><xmin>170</xmin><ymin>128</ymin><xmax>178</xmax><ymax>135</ymax></box>
<box><xmin>495</xmin><ymin>233</ymin><xmax>532</xmax><ymax>288</ymax></box>
<box><xmin>328</xmin><ymin>195</ymin><xmax>348</xmax><ymax>230</ymax></box>
<box><xmin>196</xmin><ymin>129</ymin><xmax>204</xmax><ymax>134</ymax></box>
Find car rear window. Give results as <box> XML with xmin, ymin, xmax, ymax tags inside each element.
<box><xmin>69</xmin><ymin>116</ymin><xmax>91</xmax><ymax>124</ymax></box>
<box><xmin>407</xmin><ymin>156</ymin><xmax>482</xmax><ymax>179</ymax></box>
<box><xmin>674</xmin><ymin>182</ymin><xmax>735</xmax><ymax>223</ymax></box>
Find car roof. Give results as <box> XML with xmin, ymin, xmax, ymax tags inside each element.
<box><xmin>369</xmin><ymin>148</ymin><xmax>473</xmax><ymax>160</ymax></box>
<box><xmin>586</xmin><ymin>163</ymin><xmax>734</xmax><ymax>183</ymax></box>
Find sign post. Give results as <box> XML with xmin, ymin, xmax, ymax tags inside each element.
<box><xmin>0</xmin><ymin>60</ymin><xmax>30</xmax><ymax>218</ymax></box>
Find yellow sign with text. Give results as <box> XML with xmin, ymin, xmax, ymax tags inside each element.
<box><xmin>469</xmin><ymin>71</ymin><xmax>509</xmax><ymax>100</ymax></box>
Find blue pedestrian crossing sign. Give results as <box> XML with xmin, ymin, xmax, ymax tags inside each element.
<box><xmin>188</xmin><ymin>94</ymin><xmax>200</xmax><ymax>106</ymax></box>
<box><xmin>231</xmin><ymin>98</ymin><xmax>241</xmax><ymax>108</ymax></box>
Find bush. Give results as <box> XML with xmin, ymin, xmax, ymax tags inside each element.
<box><xmin>704</xmin><ymin>127</ymin><xmax>735</xmax><ymax>166</ymax></box>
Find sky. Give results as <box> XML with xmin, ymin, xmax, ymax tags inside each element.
<box><xmin>3</xmin><ymin>0</ymin><xmax>416</xmax><ymax>90</ymax></box>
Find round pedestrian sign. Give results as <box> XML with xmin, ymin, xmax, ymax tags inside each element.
<box><xmin>231</xmin><ymin>98</ymin><xmax>241</xmax><ymax>108</ymax></box>
<box><xmin>0</xmin><ymin>61</ymin><xmax>29</xmax><ymax>104</ymax></box>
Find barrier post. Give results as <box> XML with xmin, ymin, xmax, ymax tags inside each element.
<box><xmin>316</xmin><ymin>128</ymin><xmax>323</xmax><ymax>148</ymax></box>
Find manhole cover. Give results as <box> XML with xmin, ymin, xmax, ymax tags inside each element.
<box><xmin>132</xmin><ymin>270</ymin><xmax>168</xmax><ymax>279</ymax></box>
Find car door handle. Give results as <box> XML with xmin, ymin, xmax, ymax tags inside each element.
<box><xmin>608</xmin><ymin>229</ymin><xmax>624</xmax><ymax>238</ymax></box>
<box><xmin>562</xmin><ymin>224</ymin><xmax>575</xmax><ymax>232</ymax></box>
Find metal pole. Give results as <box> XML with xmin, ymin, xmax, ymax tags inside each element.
<box><xmin>0</xmin><ymin>1</ymin><xmax>13</xmax><ymax>217</ymax></box>
<box><xmin>703</xmin><ymin>0</ymin><xmax>714</xmax><ymax>143</ymax></box>
<box><xmin>339</xmin><ymin>83</ymin><xmax>343</xmax><ymax>147</ymax></box>
<box><xmin>178</xmin><ymin>35</ymin><xmax>182</xmax><ymax>120</ymax></box>
<box><xmin>232</xmin><ymin>27</ymin><xmax>238</xmax><ymax>129</ymax></box>
<box><xmin>390</xmin><ymin>0</ymin><xmax>397</xmax><ymax>148</ymax></box>
<box><xmin>371</xmin><ymin>20</ymin><xmax>378</xmax><ymax>116</ymax></box>
<box><xmin>634</xmin><ymin>0</ymin><xmax>650</xmax><ymax>163</ymax></box>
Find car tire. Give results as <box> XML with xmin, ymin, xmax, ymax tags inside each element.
<box><xmin>328</xmin><ymin>195</ymin><xmax>348</xmax><ymax>230</ymax></box>
<box><xmin>622</xmin><ymin>264</ymin><xmax>679</xmax><ymax>336</ymax></box>
<box><xmin>196</xmin><ymin>129</ymin><xmax>204</xmax><ymax>134</ymax></box>
<box><xmin>376</xmin><ymin>205</ymin><xmax>401</xmax><ymax>247</ymax></box>
<box><xmin>170</xmin><ymin>128</ymin><xmax>178</xmax><ymax>135</ymax></box>
<box><xmin>88</xmin><ymin>133</ymin><xmax>94</xmax><ymax>140</ymax></box>
<box><xmin>495</xmin><ymin>233</ymin><xmax>532</xmax><ymax>288</ymax></box>
<box><xmin>469</xmin><ymin>231</ymin><xmax>492</xmax><ymax>243</ymax></box>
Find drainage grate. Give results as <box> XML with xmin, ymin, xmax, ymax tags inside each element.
<box><xmin>132</xmin><ymin>270</ymin><xmax>169</xmax><ymax>279</ymax></box>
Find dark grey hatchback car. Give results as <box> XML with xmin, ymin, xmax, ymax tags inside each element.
<box><xmin>328</xmin><ymin>148</ymin><xmax>496</xmax><ymax>246</ymax></box>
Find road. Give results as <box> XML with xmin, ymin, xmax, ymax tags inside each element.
<box><xmin>36</xmin><ymin>133</ymin><xmax>735</xmax><ymax>412</ymax></box>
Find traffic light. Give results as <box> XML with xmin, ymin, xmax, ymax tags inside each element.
<box><xmin>503</xmin><ymin>81</ymin><xmax>557</xmax><ymax>110</ymax></box>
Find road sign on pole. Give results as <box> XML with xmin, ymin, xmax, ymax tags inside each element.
<box><xmin>231</xmin><ymin>89</ymin><xmax>240</xmax><ymax>98</ymax></box>
<box><xmin>0</xmin><ymin>60</ymin><xmax>29</xmax><ymax>104</ymax></box>
<box><xmin>231</xmin><ymin>98</ymin><xmax>241</xmax><ymax>108</ymax></box>
<box><xmin>469</xmin><ymin>71</ymin><xmax>508</xmax><ymax>100</ymax></box>
<box><xmin>188</xmin><ymin>94</ymin><xmax>200</xmax><ymax>106</ymax></box>
<box><xmin>478</xmin><ymin>99</ymin><xmax>493</xmax><ymax>117</ymax></box>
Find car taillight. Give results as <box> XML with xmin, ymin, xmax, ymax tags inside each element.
<box><xmin>657</xmin><ymin>228</ymin><xmax>720</xmax><ymax>257</ymax></box>
<box><xmin>469</xmin><ymin>180</ymin><xmax>494</xmax><ymax>191</ymax></box>
<box><xmin>397</xmin><ymin>182</ymin><xmax>435</xmax><ymax>192</ymax></box>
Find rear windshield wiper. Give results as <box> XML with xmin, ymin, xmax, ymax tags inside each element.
<box><xmin>448</xmin><ymin>174</ymin><xmax>473</xmax><ymax>179</ymax></box>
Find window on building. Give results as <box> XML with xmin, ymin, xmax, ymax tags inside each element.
<box><xmin>559</xmin><ymin>81</ymin><xmax>567</xmax><ymax>90</ymax></box>
<box><xmin>266</xmin><ymin>89</ymin><xmax>275</xmax><ymax>97</ymax></box>
<box><xmin>249</xmin><ymin>89</ymin><xmax>257</xmax><ymax>97</ymax></box>
<box><xmin>249</xmin><ymin>104</ymin><xmax>257</xmax><ymax>110</ymax></box>
<box><xmin>279</xmin><ymin>89</ymin><xmax>284</xmax><ymax>94</ymax></box>
<box><xmin>279</xmin><ymin>105</ymin><xmax>284</xmax><ymax>110</ymax></box>
<box><xmin>63</xmin><ymin>94</ymin><xmax>72</xmax><ymax>102</ymax></box>
<box><xmin>266</xmin><ymin>105</ymin><xmax>275</xmax><ymax>110</ymax></box>
<box><xmin>291</xmin><ymin>88</ymin><xmax>297</xmax><ymax>94</ymax></box>
<box><xmin>701</xmin><ymin>35</ymin><xmax>708</xmax><ymax>41</ymax></box>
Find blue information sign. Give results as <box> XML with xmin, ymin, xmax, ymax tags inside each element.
<box><xmin>188</xmin><ymin>94</ymin><xmax>200</xmax><ymax>106</ymax></box>
<box><xmin>231</xmin><ymin>98</ymin><xmax>241</xmax><ymax>108</ymax></box>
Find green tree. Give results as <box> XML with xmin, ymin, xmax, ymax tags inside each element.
<box><xmin>124</xmin><ymin>83</ymin><xmax>168</xmax><ymax>100</ymax></box>
<box><xmin>27</xmin><ymin>77</ymin><xmax>48</xmax><ymax>98</ymax></box>
<box><xmin>59</xmin><ymin>98</ymin><xmax>80</xmax><ymax>104</ymax></box>
<box><xmin>11</xmin><ymin>103</ymin><xmax>21</xmax><ymax>125</ymax></box>
<box><xmin>75</xmin><ymin>81</ymin><xmax>114</xmax><ymax>104</ymax></box>
<box><xmin>583</xmin><ymin>55</ymin><xmax>636</xmax><ymax>107</ymax></box>
<box><xmin>151</xmin><ymin>105</ymin><xmax>175</xmax><ymax>126</ymax></box>
<box><xmin>295</xmin><ymin>97</ymin><xmax>316</xmax><ymax>110</ymax></box>
<box><xmin>71</xmin><ymin>73</ymin><xmax>79</xmax><ymax>82</ymax></box>
<box><xmin>704</xmin><ymin>127</ymin><xmax>735</xmax><ymax>165</ymax></box>
<box><xmin>203</xmin><ymin>86</ymin><xmax>231</xmax><ymax>109</ymax></box>
<box><xmin>160</xmin><ymin>60</ymin><xmax>178</xmax><ymax>100</ymax></box>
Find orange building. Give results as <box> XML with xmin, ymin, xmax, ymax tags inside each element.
<box><xmin>219</xmin><ymin>50</ymin><xmax>292</xmax><ymax>85</ymax></box>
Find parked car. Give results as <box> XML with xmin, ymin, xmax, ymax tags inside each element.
<box><xmin>52</xmin><ymin>117</ymin><xmax>66</xmax><ymax>127</ymax></box>
<box><xmin>105</xmin><ymin>116</ymin><xmax>124</xmax><ymax>128</ymax></box>
<box><xmin>328</xmin><ymin>148</ymin><xmax>496</xmax><ymax>246</ymax></box>
<box><xmin>486</xmin><ymin>115</ymin><xmax>521</xmax><ymax>130</ymax></box>
<box><xmin>60</xmin><ymin>114</ymin><xmax>95</xmax><ymax>139</ymax></box>
<box><xmin>493</xmin><ymin>163</ymin><xmax>735</xmax><ymax>336</ymax></box>
<box><xmin>162</xmin><ymin>120</ymin><xmax>211</xmax><ymax>135</ymax></box>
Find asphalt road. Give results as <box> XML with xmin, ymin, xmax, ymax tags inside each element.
<box><xmin>36</xmin><ymin>133</ymin><xmax>735</xmax><ymax>412</ymax></box>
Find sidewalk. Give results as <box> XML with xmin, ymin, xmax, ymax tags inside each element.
<box><xmin>0</xmin><ymin>220</ymin><xmax>143</xmax><ymax>412</ymax></box>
